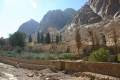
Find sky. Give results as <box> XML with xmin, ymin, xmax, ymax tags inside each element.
<box><xmin>0</xmin><ymin>0</ymin><xmax>87</xmax><ymax>38</ymax></box>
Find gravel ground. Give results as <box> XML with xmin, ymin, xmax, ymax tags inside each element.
<box><xmin>0</xmin><ymin>63</ymin><xmax>119</xmax><ymax>80</ymax></box>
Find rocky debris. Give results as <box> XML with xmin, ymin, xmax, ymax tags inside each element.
<box><xmin>27</xmin><ymin>73</ymin><xmax>34</xmax><ymax>77</ymax></box>
<box><xmin>0</xmin><ymin>72</ymin><xmax>17</xmax><ymax>80</ymax></box>
<box><xmin>34</xmin><ymin>71</ymin><xmax>39</xmax><ymax>76</ymax></box>
<box><xmin>0</xmin><ymin>72</ymin><xmax>8</xmax><ymax>79</ymax></box>
<box><xmin>73</xmin><ymin>72</ymin><xmax>120</xmax><ymax>80</ymax></box>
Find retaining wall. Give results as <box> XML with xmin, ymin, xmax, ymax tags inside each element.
<box><xmin>0</xmin><ymin>56</ymin><xmax>120</xmax><ymax>77</ymax></box>
<box><xmin>64</xmin><ymin>61</ymin><xmax>120</xmax><ymax>77</ymax></box>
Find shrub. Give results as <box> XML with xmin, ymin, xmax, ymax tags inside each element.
<box><xmin>26</xmin><ymin>56</ymin><xmax>33</xmax><ymax>60</ymax></box>
<box><xmin>59</xmin><ymin>53</ymin><xmax>74</xmax><ymax>60</ymax></box>
<box><xmin>47</xmin><ymin>54</ymin><xmax>58</xmax><ymax>60</ymax></box>
<box><xmin>117</xmin><ymin>54</ymin><xmax>120</xmax><ymax>62</ymax></box>
<box><xmin>6</xmin><ymin>51</ymin><xmax>18</xmax><ymax>57</ymax></box>
<box><xmin>88</xmin><ymin>48</ymin><xmax>110</xmax><ymax>62</ymax></box>
<box><xmin>0</xmin><ymin>50</ymin><xmax>75</xmax><ymax>60</ymax></box>
<box><xmin>15</xmin><ymin>47</ymin><xmax>22</xmax><ymax>53</ymax></box>
<box><xmin>108</xmin><ymin>55</ymin><xmax>117</xmax><ymax>62</ymax></box>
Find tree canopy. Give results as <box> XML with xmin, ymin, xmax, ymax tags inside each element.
<box><xmin>9</xmin><ymin>32</ymin><xmax>26</xmax><ymax>47</ymax></box>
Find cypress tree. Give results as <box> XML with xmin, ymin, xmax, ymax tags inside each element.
<box><xmin>56</xmin><ymin>35</ymin><xmax>59</xmax><ymax>44</ymax></box>
<box><xmin>29</xmin><ymin>35</ymin><xmax>32</xmax><ymax>43</ymax></box>
<box><xmin>45</xmin><ymin>32</ymin><xmax>51</xmax><ymax>44</ymax></box>
<box><xmin>37</xmin><ymin>32</ymin><xmax>40</xmax><ymax>43</ymax></box>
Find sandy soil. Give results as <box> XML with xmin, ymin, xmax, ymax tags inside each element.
<box><xmin>0</xmin><ymin>63</ymin><xmax>119</xmax><ymax>80</ymax></box>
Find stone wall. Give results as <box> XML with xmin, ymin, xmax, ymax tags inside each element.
<box><xmin>64</xmin><ymin>61</ymin><xmax>120</xmax><ymax>77</ymax></box>
<box><xmin>0</xmin><ymin>56</ymin><xmax>120</xmax><ymax>77</ymax></box>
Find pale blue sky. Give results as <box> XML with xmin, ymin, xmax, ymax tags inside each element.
<box><xmin>0</xmin><ymin>0</ymin><xmax>87</xmax><ymax>38</ymax></box>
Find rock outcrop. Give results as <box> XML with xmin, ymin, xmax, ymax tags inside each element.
<box><xmin>63</xmin><ymin>0</ymin><xmax>120</xmax><ymax>42</ymax></box>
<box><xmin>89</xmin><ymin>0</ymin><xmax>120</xmax><ymax>18</ymax></box>
<box><xmin>73</xmin><ymin>4</ymin><xmax>102</xmax><ymax>25</ymax></box>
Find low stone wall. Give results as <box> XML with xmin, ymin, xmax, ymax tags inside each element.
<box><xmin>64</xmin><ymin>61</ymin><xmax>120</xmax><ymax>77</ymax></box>
<box><xmin>0</xmin><ymin>56</ymin><xmax>63</xmax><ymax>70</ymax></box>
<box><xmin>0</xmin><ymin>56</ymin><xmax>120</xmax><ymax>77</ymax></box>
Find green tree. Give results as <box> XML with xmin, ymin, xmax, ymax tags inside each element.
<box><xmin>56</xmin><ymin>35</ymin><xmax>60</xmax><ymax>44</ymax></box>
<box><xmin>29</xmin><ymin>35</ymin><xmax>32</xmax><ymax>43</ymax></box>
<box><xmin>40</xmin><ymin>34</ymin><xmax>44</xmax><ymax>43</ymax></box>
<box><xmin>59</xmin><ymin>34</ymin><xmax>62</xmax><ymax>42</ymax></box>
<box><xmin>45</xmin><ymin>32</ymin><xmax>51</xmax><ymax>44</ymax></box>
<box><xmin>89</xmin><ymin>48</ymin><xmax>110</xmax><ymax>62</ymax></box>
<box><xmin>9</xmin><ymin>32</ymin><xmax>26</xmax><ymax>48</ymax></box>
<box><xmin>37</xmin><ymin>32</ymin><xmax>40</xmax><ymax>43</ymax></box>
<box><xmin>0</xmin><ymin>37</ymin><xmax>5</xmax><ymax>48</ymax></box>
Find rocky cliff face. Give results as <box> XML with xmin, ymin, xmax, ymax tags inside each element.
<box><xmin>73</xmin><ymin>0</ymin><xmax>120</xmax><ymax>26</ymax></box>
<box><xmin>39</xmin><ymin>8</ymin><xmax>76</xmax><ymax>32</ymax></box>
<box><xmin>73</xmin><ymin>4</ymin><xmax>102</xmax><ymax>25</ymax></box>
<box><xmin>63</xmin><ymin>0</ymin><xmax>120</xmax><ymax>42</ymax></box>
<box><xmin>67</xmin><ymin>0</ymin><xmax>120</xmax><ymax>27</ymax></box>
<box><xmin>18</xmin><ymin>0</ymin><xmax>120</xmax><ymax>41</ymax></box>
<box><xmin>89</xmin><ymin>0</ymin><xmax>120</xmax><ymax>18</ymax></box>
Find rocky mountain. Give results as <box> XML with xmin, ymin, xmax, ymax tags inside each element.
<box><xmin>89</xmin><ymin>0</ymin><xmax>120</xmax><ymax>19</ymax></box>
<box><xmin>67</xmin><ymin>0</ymin><xmax>120</xmax><ymax>28</ymax></box>
<box><xmin>63</xmin><ymin>0</ymin><xmax>120</xmax><ymax>42</ymax></box>
<box><xmin>73</xmin><ymin>3</ymin><xmax>102</xmax><ymax>25</ymax></box>
<box><xmin>39</xmin><ymin>8</ymin><xmax>76</xmax><ymax>32</ymax></box>
<box><xmin>18</xmin><ymin>19</ymin><xmax>39</xmax><ymax>36</ymax></box>
<box><xmin>18</xmin><ymin>0</ymin><xmax>120</xmax><ymax>42</ymax></box>
<box><xmin>18</xmin><ymin>8</ymin><xmax>76</xmax><ymax>37</ymax></box>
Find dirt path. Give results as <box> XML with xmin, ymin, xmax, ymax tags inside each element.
<box><xmin>0</xmin><ymin>62</ymin><xmax>119</xmax><ymax>80</ymax></box>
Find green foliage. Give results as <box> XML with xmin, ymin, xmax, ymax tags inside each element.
<box><xmin>40</xmin><ymin>34</ymin><xmax>44</xmax><ymax>43</ymax></box>
<box><xmin>59</xmin><ymin>53</ymin><xmax>74</xmax><ymax>60</ymax></box>
<box><xmin>56</xmin><ymin>35</ymin><xmax>60</xmax><ymax>43</ymax></box>
<box><xmin>0</xmin><ymin>50</ymin><xmax>75</xmax><ymax>60</ymax></box>
<box><xmin>14</xmin><ymin>47</ymin><xmax>22</xmax><ymax>53</ymax></box>
<box><xmin>59</xmin><ymin>34</ymin><xmax>62</xmax><ymax>42</ymax></box>
<box><xmin>20</xmin><ymin>52</ymin><xmax>58</xmax><ymax>60</ymax></box>
<box><xmin>37</xmin><ymin>32</ymin><xmax>40</xmax><ymax>43</ymax></box>
<box><xmin>117</xmin><ymin>54</ymin><xmax>120</xmax><ymax>62</ymax></box>
<box><xmin>7</xmin><ymin>51</ymin><xmax>17</xmax><ymax>57</ymax></box>
<box><xmin>9</xmin><ymin>32</ymin><xmax>26</xmax><ymax>48</ymax></box>
<box><xmin>108</xmin><ymin>55</ymin><xmax>117</xmax><ymax>62</ymax></box>
<box><xmin>29</xmin><ymin>35</ymin><xmax>32</xmax><ymax>43</ymax></box>
<box><xmin>0</xmin><ymin>51</ymin><xmax>18</xmax><ymax>57</ymax></box>
<box><xmin>88</xmin><ymin>48</ymin><xmax>110</xmax><ymax>62</ymax></box>
<box><xmin>0</xmin><ymin>37</ymin><xmax>5</xmax><ymax>47</ymax></box>
<box><xmin>45</xmin><ymin>32</ymin><xmax>51</xmax><ymax>44</ymax></box>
